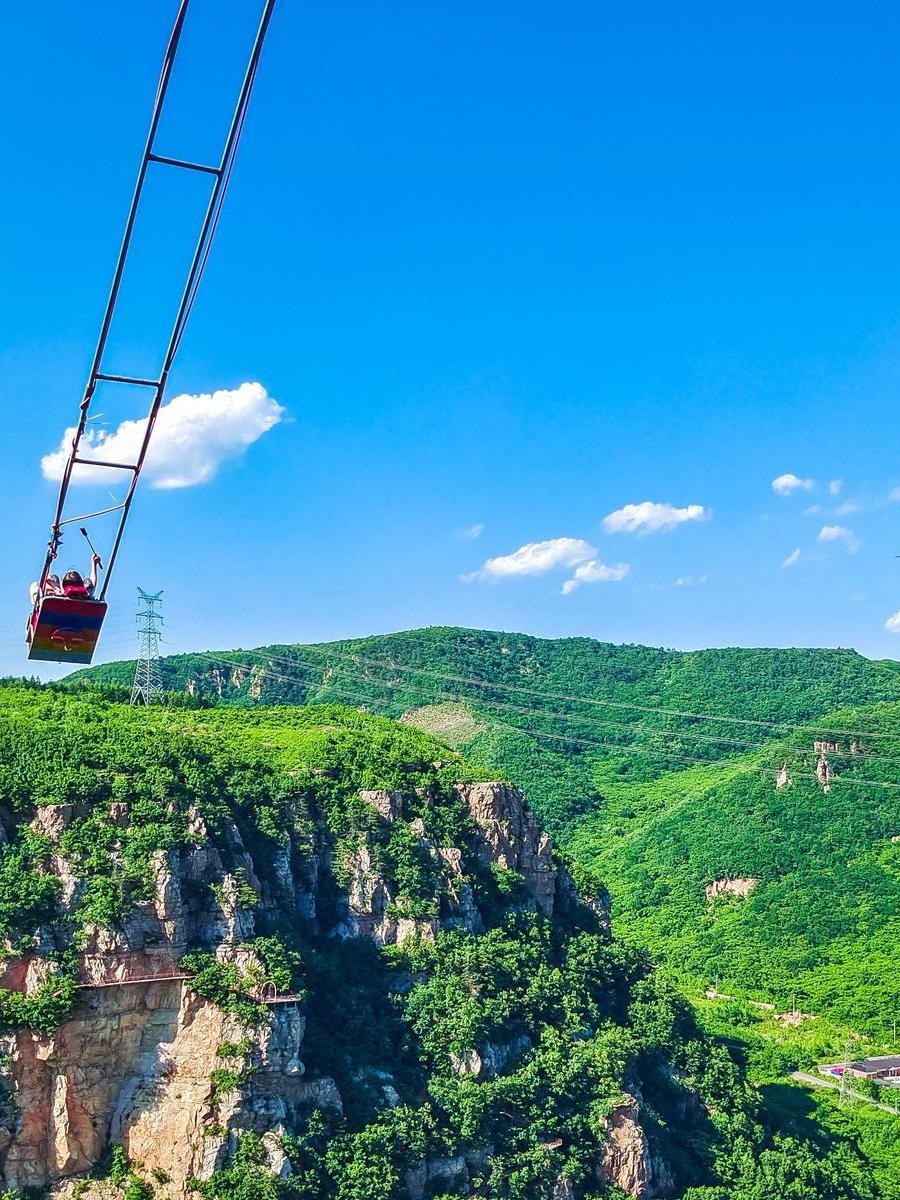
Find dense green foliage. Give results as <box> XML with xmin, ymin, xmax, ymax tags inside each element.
<box><xmin>74</xmin><ymin>628</ymin><xmax>900</xmax><ymax>1035</ymax></box>
<box><xmin>697</xmin><ymin>997</ymin><xmax>900</xmax><ymax>1199</ymax></box>
<box><xmin>73</xmin><ymin>625</ymin><xmax>900</xmax><ymax>822</ymax></box>
<box><xmin>0</xmin><ymin>974</ymin><xmax>75</xmax><ymax>1035</ymax></box>
<box><xmin>0</xmin><ymin>682</ymin><xmax>889</xmax><ymax>1196</ymax></box>
<box><xmin>569</xmin><ymin>699</ymin><xmax>900</xmax><ymax>1036</ymax></box>
<box><xmin>198</xmin><ymin>920</ymin><xmax>884</xmax><ymax>1200</ymax></box>
<box><xmin>179</xmin><ymin>954</ymin><xmax>269</xmax><ymax>1028</ymax></box>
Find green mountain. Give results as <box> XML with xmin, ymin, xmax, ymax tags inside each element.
<box><xmin>72</xmin><ymin>626</ymin><xmax>900</xmax><ymax>1037</ymax></box>
<box><xmin>568</xmin><ymin>696</ymin><xmax>900</xmax><ymax>1033</ymax></box>
<box><xmin>73</xmin><ymin>626</ymin><xmax>900</xmax><ymax>825</ymax></box>
<box><xmin>0</xmin><ymin>683</ymin><xmax>880</xmax><ymax>1199</ymax></box>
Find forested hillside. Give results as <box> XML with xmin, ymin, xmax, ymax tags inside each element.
<box><xmin>73</xmin><ymin>629</ymin><xmax>900</xmax><ymax>1034</ymax></box>
<box><xmin>568</xmin><ymin>697</ymin><xmax>900</xmax><ymax>1034</ymax></box>
<box><xmin>74</xmin><ymin>626</ymin><xmax>900</xmax><ymax>831</ymax></box>
<box><xmin>0</xmin><ymin>684</ymin><xmax>881</xmax><ymax>1198</ymax></box>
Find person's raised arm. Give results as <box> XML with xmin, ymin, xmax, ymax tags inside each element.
<box><xmin>88</xmin><ymin>554</ymin><xmax>102</xmax><ymax>593</ymax></box>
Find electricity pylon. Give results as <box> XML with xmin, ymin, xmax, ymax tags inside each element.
<box><xmin>130</xmin><ymin>589</ymin><xmax>165</xmax><ymax>705</ymax></box>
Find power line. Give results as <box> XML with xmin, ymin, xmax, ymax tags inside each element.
<box><xmin>227</xmin><ymin>640</ymin><xmax>900</xmax><ymax>744</ymax></box>
<box><xmin>188</xmin><ymin>650</ymin><xmax>900</xmax><ymax>793</ymax></box>
<box><xmin>187</xmin><ymin>646</ymin><xmax>886</xmax><ymax>772</ymax></box>
<box><xmin>207</xmin><ymin>651</ymin><xmax>900</xmax><ymax>790</ymax></box>
<box><xmin>191</xmin><ymin>643</ymin><xmax>900</xmax><ymax>770</ymax></box>
<box><xmin>45</xmin><ymin>629</ymin><xmax>900</xmax><ymax>777</ymax></box>
<box><xmin>6</xmin><ymin>622</ymin><xmax>899</xmax><ymax>745</ymax></box>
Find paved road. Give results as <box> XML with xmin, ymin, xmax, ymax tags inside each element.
<box><xmin>791</xmin><ymin>1070</ymin><xmax>900</xmax><ymax>1115</ymax></box>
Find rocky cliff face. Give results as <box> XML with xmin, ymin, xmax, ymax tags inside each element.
<box><xmin>598</xmin><ymin>1097</ymin><xmax>674</xmax><ymax>1197</ymax></box>
<box><xmin>4</xmin><ymin>983</ymin><xmax>307</xmax><ymax>1195</ymax></box>
<box><xmin>0</xmin><ymin>780</ymin><xmax>669</xmax><ymax>1199</ymax></box>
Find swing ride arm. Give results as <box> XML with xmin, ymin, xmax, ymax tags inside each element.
<box><xmin>37</xmin><ymin>0</ymin><xmax>277</xmax><ymax>606</ymax></box>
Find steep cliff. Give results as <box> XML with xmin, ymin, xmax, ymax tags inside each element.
<box><xmin>0</xmin><ymin>772</ymin><xmax>621</xmax><ymax>1198</ymax></box>
<box><xmin>0</xmin><ymin>686</ymin><xmax>865</xmax><ymax>1200</ymax></box>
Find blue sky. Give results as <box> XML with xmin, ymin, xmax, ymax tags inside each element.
<box><xmin>4</xmin><ymin>0</ymin><xmax>900</xmax><ymax>676</ymax></box>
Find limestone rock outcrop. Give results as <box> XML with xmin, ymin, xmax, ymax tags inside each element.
<box><xmin>450</xmin><ymin>1033</ymin><xmax>531</xmax><ymax>1080</ymax></box>
<box><xmin>359</xmin><ymin>788</ymin><xmax>404</xmax><ymax>821</ymax></box>
<box><xmin>0</xmin><ymin>777</ymin><xmax>635</xmax><ymax>1198</ymax></box>
<box><xmin>457</xmin><ymin>782</ymin><xmax>560</xmax><ymax>916</ymax></box>
<box><xmin>704</xmin><ymin>876</ymin><xmax>757</xmax><ymax>904</ymax></box>
<box><xmin>3</xmin><ymin>984</ymin><xmax>306</xmax><ymax>1197</ymax></box>
<box><xmin>598</xmin><ymin>1097</ymin><xmax>674</xmax><ymax>1197</ymax></box>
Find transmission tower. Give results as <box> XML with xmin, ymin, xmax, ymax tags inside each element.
<box><xmin>131</xmin><ymin>589</ymin><xmax>165</xmax><ymax>705</ymax></box>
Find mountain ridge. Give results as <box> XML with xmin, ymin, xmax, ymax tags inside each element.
<box><xmin>70</xmin><ymin>627</ymin><xmax>900</xmax><ymax>1040</ymax></box>
<box><xmin>0</xmin><ymin>684</ymin><xmax>876</xmax><ymax>1199</ymax></box>
<box><xmin>72</xmin><ymin>625</ymin><xmax>900</xmax><ymax>825</ymax></box>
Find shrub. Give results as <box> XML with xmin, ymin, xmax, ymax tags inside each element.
<box><xmin>0</xmin><ymin>975</ymin><xmax>76</xmax><ymax>1036</ymax></box>
<box><xmin>181</xmin><ymin>954</ymin><xmax>267</xmax><ymax>1028</ymax></box>
<box><xmin>123</xmin><ymin>1178</ymin><xmax>154</xmax><ymax>1200</ymax></box>
<box><xmin>210</xmin><ymin>1067</ymin><xmax>245</xmax><ymax>1104</ymax></box>
<box><xmin>189</xmin><ymin>1133</ymin><xmax>281</xmax><ymax>1200</ymax></box>
<box><xmin>109</xmin><ymin>1144</ymin><xmax>130</xmax><ymax>1185</ymax></box>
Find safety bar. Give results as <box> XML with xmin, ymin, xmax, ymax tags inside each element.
<box><xmin>148</xmin><ymin>151</ymin><xmax>222</xmax><ymax>176</ymax></box>
<box><xmin>94</xmin><ymin>373</ymin><xmax>161</xmax><ymax>387</ymax></box>
<box><xmin>59</xmin><ymin>503</ymin><xmax>128</xmax><ymax>526</ymax></box>
<box><xmin>73</xmin><ymin>457</ymin><xmax>139</xmax><ymax>471</ymax></box>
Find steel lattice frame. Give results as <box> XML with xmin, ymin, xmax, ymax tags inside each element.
<box><xmin>39</xmin><ymin>0</ymin><xmax>277</xmax><ymax>601</ymax></box>
<box><xmin>131</xmin><ymin>589</ymin><xmax>165</xmax><ymax>705</ymax></box>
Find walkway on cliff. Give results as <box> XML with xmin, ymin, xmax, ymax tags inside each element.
<box><xmin>71</xmin><ymin>953</ymin><xmax>302</xmax><ymax>1005</ymax></box>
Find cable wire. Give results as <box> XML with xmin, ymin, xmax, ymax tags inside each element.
<box><xmin>187</xmin><ymin>650</ymin><xmax>900</xmax><ymax>793</ymax></box>
<box><xmin>193</xmin><ymin>641</ymin><xmax>900</xmax><ymax>764</ymax></box>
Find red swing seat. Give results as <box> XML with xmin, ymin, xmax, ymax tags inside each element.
<box><xmin>26</xmin><ymin>595</ymin><xmax>108</xmax><ymax>664</ymax></box>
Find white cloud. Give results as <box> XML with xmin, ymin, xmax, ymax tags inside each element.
<box><xmin>41</xmin><ymin>382</ymin><xmax>283</xmax><ymax>490</ymax></box>
<box><xmin>804</xmin><ymin>504</ymin><xmax>822</xmax><ymax>516</ymax></box>
<box><xmin>885</xmin><ymin>610</ymin><xmax>900</xmax><ymax>633</ymax></box>
<box><xmin>562</xmin><ymin>559</ymin><xmax>630</xmax><ymax>594</ymax></box>
<box><xmin>834</xmin><ymin>500</ymin><xmax>860</xmax><ymax>516</ymax></box>
<box><xmin>455</xmin><ymin>523</ymin><xmax>485</xmax><ymax>540</ymax></box>
<box><xmin>818</xmin><ymin>524</ymin><xmax>859</xmax><ymax>551</ymax></box>
<box><xmin>464</xmin><ymin>537</ymin><xmax>596</xmax><ymax>582</ymax></box>
<box><xmin>772</xmin><ymin>473</ymin><xmax>814</xmax><ymax>495</ymax></box>
<box><xmin>818</xmin><ymin>524</ymin><xmax>850</xmax><ymax>542</ymax></box>
<box><xmin>782</xmin><ymin>548</ymin><xmax>801</xmax><ymax>568</ymax></box>
<box><xmin>602</xmin><ymin>501</ymin><xmax>709</xmax><ymax>536</ymax></box>
<box><xmin>829</xmin><ymin>479</ymin><xmax>843</xmax><ymax>496</ymax></box>
<box><xmin>673</xmin><ymin>574</ymin><xmax>708</xmax><ymax>588</ymax></box>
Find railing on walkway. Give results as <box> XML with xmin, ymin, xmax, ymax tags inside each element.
<box><xmin>72</xmin><ymin>953</ymin><xmax>303</xmax><ymax>1005</ymax></box>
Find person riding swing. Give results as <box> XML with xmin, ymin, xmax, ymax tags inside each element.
<box><xmin>29</xmin><ymin>554</ymin><xmax>102</xmax><ymax>608</ymax></box>
<box><xmin>25</xmin><ymin>542</ymin><xmax>106</xmax><ymax>663</ymax></box>
<box><xmin>61</xmin><ymin>555</ymin><xmax>102</xmax><ymax>600</ymax></box>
